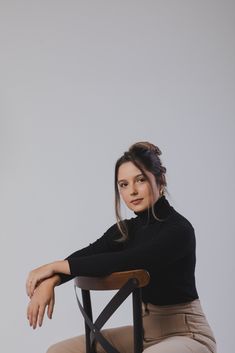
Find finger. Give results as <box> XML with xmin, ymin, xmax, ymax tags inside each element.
<box><xmin>27</xmin><ymin>301</ymin><xmax>35</xmax><ymax>326</ymax></box>
<box><xmin>27</xmin><ymin>301</ymin><xmax>32</xmax><ymax>321</ymax></box>
<box><xmin>28</xmin><ymin>304</ymin><xmax>34</xmax><ymax>327</ymax></box>
<box><xmin>47</xmin><ymin>297</ymin><xmax>55</xmax><ymax>319</ymax></box>
<box><xmin>29</xmin><ymin>280</ymin><xmax>38</xmax><ymax>298</ymax></box>
<box><xmin>32</xmin><ymin>304</ymin><xmax>40</xmax><ymax>329</ymax></box>
<box><xmin>27</xmin><ymin>302</ymin><xmax>31</xmax><ymax>321</ymax></box>
<box><xmin>26</xmin><ymin>278</ymin><xmax>36</xmax><ymax>298</ymax></box>
<box><xmin>28</xmin><ymin>303</ymin><xmax>34</xmax><ymax>327</ymax></box>
<box><xmin>38</xmin><ymin>304</ymin><xmax>46</xmax><ymax>327</ymax></box>
<box><xmin>26</xmin><ymin>277</ymin><xmax>32</xmax><ymax>297</ymax></box>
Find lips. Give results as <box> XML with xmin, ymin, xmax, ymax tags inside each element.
<box><xmin>131</xmin><ymin>198</ymin><xmax>143</xmax><ymax>204</ymax></box>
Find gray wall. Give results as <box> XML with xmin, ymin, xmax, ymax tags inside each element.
<box><xmin>0</xmin><ymin>1</ymin><xmax>234</xmax><ymax>352</ymax></box>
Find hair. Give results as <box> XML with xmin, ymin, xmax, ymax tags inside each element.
<box><xmin>114</xmin><ymin>141</ymin><xmax>169</xmax><ymax>242</ymax></box>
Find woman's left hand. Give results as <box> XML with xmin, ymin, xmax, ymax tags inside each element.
<box><xmin>26</xmin><ymin>260</ymin><xmax>70</xmax><ymax>298</ymax></box>
<box><xmin>26</xmin><ymin>264</ymin><xmax>54</xmax><ymax>298</ymax></box>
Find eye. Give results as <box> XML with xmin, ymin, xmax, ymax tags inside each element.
<box><xmin>119</xmin><ymin>182</ymin><xmax>128</xmax><ymax>188</ymax></box>
<box><xmin>137</xmin><ymin>177</ymin><xmax>146</xmax><ymax>183</ymax></box>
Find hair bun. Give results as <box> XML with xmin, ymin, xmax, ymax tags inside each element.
<box><xmin>148</xmin><ymin>143</ymin><xmax>162</xmax><ymax>156</ymax></box>
<box><xmin>129</xmin><ymin>141</ymin><xmax>162</xmax><ymax>156</ymax></box>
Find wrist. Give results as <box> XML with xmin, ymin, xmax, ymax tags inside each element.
<box><xmin>50</xmin><ymin>274</ymin><xmax>61</xmax><ymax>286</ymax></box>
<box><xmin>41</xmin><ymin>275</ymin><xmax>61</xmax><ymax>288</ymax></box>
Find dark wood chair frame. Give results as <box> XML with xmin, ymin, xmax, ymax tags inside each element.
<box><xmin>74</xmin><ymin>270</ymin><xmax>150</xmax><ymax>353</ymax></box>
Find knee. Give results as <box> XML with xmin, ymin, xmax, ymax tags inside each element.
<box><xmin>46</xmin><ymin>340</ymin><xmax>76</xmax><ymax>353</ymax></box>
<box><xmin>46</xmin><ymin>335</ymin><xmax>85</xmax><ymax>353</ymax></box>
<box><xmin>46</xmin><ymin>343</ymin><xmax>61</xmax><ymax>353</ymax></box>
<box><xmin>46</xmin><ymin>341</ymin><xmax>71</xmax><ymax>353</ymax></box>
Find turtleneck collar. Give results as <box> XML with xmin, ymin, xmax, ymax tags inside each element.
<box><xmin>133</xmin><ymin>195</ymin><xmax>174</xmax><ymax>223</ymax></box>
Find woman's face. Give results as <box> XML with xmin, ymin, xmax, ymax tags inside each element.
<box><xmin>117</xmin><ymin>161</ymin><xmax>161</xmax><ymax>212</ymax></box>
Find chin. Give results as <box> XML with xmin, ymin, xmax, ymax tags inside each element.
<box><xmin>134</xmin><ymin>204</ymin><xmax>147</xmax><ymax>211</ymax></box>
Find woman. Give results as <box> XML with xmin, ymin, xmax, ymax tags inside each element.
<box><xmin>26</xmin><ymin>141</ymin><xmax>217</xmax><ymax>353</ymax></box>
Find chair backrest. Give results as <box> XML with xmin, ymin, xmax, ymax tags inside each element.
<box><xmin>74</xmin><ymin>269</ymin><xmax>150</xmax><ymax>353</ymax></box>
<box><xmin>74</xmin><ymin>269</ymin><xmax>150</xmax><ymax>290</ymax></box>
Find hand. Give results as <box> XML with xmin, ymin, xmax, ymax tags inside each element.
<box><xmin>27</xmin><ymin>276</ymin><xmax>59</xmax><ymax>329</ymax></box>
<box><xmin>26</xmin><ymin>263</ymin><xmax>54</xmax><ymax>298</ymax></box>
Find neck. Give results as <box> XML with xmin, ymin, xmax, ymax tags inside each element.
<box><xmin>134</xmin><ymin>195</ymin><xmax>174</xmax><ymax>223</ymax></box>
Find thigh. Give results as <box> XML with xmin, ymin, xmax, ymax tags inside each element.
<box><xmin>46</xmin><ymin>325</ymin><xmax>134</xmax><ymax>353</ymax></box>
<box><xmin>143</xmin><ymin>336</ymin><xmax>212</xmax><ymax>353</ymax></box>
<box><xmin>95</xmin><ymin>325</ymin><xmax>134</xmax><ymax>353</ymax></box>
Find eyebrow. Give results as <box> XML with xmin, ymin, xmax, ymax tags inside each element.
<box><xmin>117</xmin><ymin>173</ymin><xmax>144</xmax><ymax>184</ymax></box>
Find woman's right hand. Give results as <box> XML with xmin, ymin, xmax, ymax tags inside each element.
<box><xmin>27</xmin><ymin>275</ymin><xmax>60</xmax><ymax>329</ymax></box>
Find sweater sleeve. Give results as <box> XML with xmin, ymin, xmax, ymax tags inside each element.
<box><xmin>67</xmin><ymin>221</ymin><xmax>195</xmax><ymax>277</ymax></box>
<box><xmin>58</xmin><ymin>220</ymin><xmax>129</xmax><ymax>284</ymax></box>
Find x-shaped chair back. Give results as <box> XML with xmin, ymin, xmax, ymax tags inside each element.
<box><xmin>74</xmin><ymin>270</ymin><xmax>150</xmax><ymax>353</ymax></box>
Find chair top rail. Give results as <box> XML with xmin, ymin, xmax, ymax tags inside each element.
<box><xmin>74</xmin><ymin>269</ymin><xmax>150</xmax><ymax>290</ymax></box>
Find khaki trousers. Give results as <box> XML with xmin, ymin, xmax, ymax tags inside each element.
<box><xmin>47</xmin><ymin>299</ymin><xmax>217</xmax><ymax>353</ymax></box>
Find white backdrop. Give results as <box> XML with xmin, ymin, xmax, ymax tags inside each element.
<box><xmin>0</xmin><ymin>1</ymin><xmax>234</xmax><ymax>353</ymax></box>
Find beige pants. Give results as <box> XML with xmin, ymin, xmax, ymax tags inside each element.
<box><xmin>47</xmin><ymin>299</ymin><xmax>217</xmax><ymax>353</ymax></box>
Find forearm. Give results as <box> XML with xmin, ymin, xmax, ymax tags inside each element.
<box><xmin>51</xmin><ymin>260</ymin><xmax>71</xmax><ymax>275</ymax></box>
<box><xmin>47</xmin><ymin>262</ymin><xmax>73</xmax><ymax>287</ymax></box>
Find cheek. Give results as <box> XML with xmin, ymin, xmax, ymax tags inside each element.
<box><xmin>119</xmin><ymin>189</ymin><xmax>128</xmax><ymax>201</ymax></box>
<box><xmin>139</xmin><ymin>183</ymin><xmax>151</xmax><ymax>195</ymax></box>
<box><xmin>141</xmin><ymin>185</ymin><xmax>155</xmax><ymax>201</ymax></box>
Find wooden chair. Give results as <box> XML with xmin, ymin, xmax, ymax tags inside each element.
<box><xmin>74</xmin><ymin>270</ymin><xmax>150</xmax><ymax>353</ymax></box>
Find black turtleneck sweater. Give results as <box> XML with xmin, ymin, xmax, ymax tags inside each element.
<box><xmin>59</xmin><ymin>195</ymin><xmax>199</xmax><ymax>305</ymax></box>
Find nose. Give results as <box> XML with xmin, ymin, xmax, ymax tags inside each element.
<box><xmin>130</xmin><ymin>183</ymin><xmax>138</xmax><ymax>196</ymax></box>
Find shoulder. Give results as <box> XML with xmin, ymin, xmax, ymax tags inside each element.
<box><xmin>101</xmin><ymin>217</ymin><xmax>135</xmax><ymax>242</ymax></box>
<box><xmin>149</xmin><ymin>208</ymin><xmax>196</xmax><ymax>246</ymax></box>
<box><xmin>161</xmin><ymin>210</ymin><xmax>196</xmax><ymax>248</ymax></box>
<box><xmin>167</xmin><ymin>208</ymin><xmax>195</xmax><ymax>232</ymax></box>
<box><xmin>97</xmin><ymin>218</ymin><xmax>135</xmax><ymax>250</ymax></box>
<box><xmin>103</xmin><ymin>217</ymin><xmax>135</xmax><ymax>234</ymax></box>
